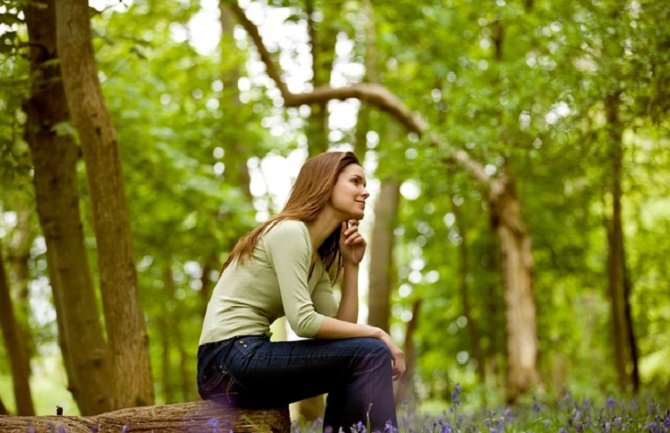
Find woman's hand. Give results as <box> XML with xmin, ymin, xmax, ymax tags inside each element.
<box><xmin>339</xmin><ymin>219</ymin><xmax>366</xmax><ymax>265</ymax></box>
<box><xmin>379</xmin><ymin>330</ymin><xmax>406</xmax><ymax>380</ymax></box>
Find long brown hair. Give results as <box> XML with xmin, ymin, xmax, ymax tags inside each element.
<box><xmin>222</xmin><ymin>151</ymin><xmax>361</xmax><ymax>279</ymax></box>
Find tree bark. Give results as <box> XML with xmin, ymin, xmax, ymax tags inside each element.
<box><xmin>22</xmin><ymin>0</ymin><xmax>113</xmax><ymax>415</ymax></box>
<box><xmin>394</xmin><ymin>300</ymin><xmax>421</xmax><ymax>404</ymax></box>
<box><xmin>0</xmin><ymin>396</ymin><xmax>8</xmax><ymax>415</ymax></box>
<box><xmin>0</xmin><ymin>245</ymin><xmax>34</xmax><ymax>415</ymax></box>
<box><xmin>604</xmin><ymin>92</ymin><xmax>639</xmax><ymax>392</ymax></box>
<box><xmin>451</xmin><ymin>196</ymin><xmax>485</xmax><ymax>382</ymax></box>
<box><xmin>488</xmin><ymin>177</ymin><xmax>540</xmax><ymax>402</ymax></box>
<box><xmin>54</xmin><ymin>0</ymin><xmax>153</xmax><ymax>408</ymax></box>
<box><xmin>0</xmin><ymin>401</ymin><xmax>290</xmax><ymax>433</ymax></box>
<box><xmin>367</xmin><ymin>179</ymin><xmax>400</xmax><ymax>332</ymax></box>
<box><xmin>220</xmin><ymin>4</ymin><xmax>253</xmax><ymax>199</ymax></box>
<box><xmin>305</xmin><ymin>0</ymin><xmax>335</xmax><ymax>156</ymax></box>
<box><xmin>6</xmin><ymin>207</ymin><xmax>34</xmax><ymax>363</ymax></box>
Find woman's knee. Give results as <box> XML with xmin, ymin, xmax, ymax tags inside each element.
<box><xmin>355</xmin><ymin>338</ymin><xmax>392</xmax><ymax>367</ymax></box>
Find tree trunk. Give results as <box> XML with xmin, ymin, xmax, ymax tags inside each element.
<box><xmin>394</xmin><ymin>300</ymin><xmax>421</xmax><ymax>404</ymax></box>
<box><xmin>163</xmin><ymin>266</ymin><xmax>192</xmax><ymax>402</ymax></box>
<box><xmin>488</xmin><ymin>177</ymin><xmax>540</xmax><ymax>402</ymax></box>
<box><xmin>305</xmin><ymin>0</ymin><xmax>334</xmax><ymax>156</ymax></box>
<box><xmin>0</xmin><ymin>402</ymin><xmax>290</xmax><ymax>433</ymax></box>
<box><xmin>605</xmin><ymin>92</ymin><xmax>639</xmax><ymax>392</ymax></box>
<box><xmin>367</xmin><ymin>179</ymin><xmax>400</xmax><ymax>332</ymax></box>
<box><xmin>54</xmin><ymin>0</ymin><xmax>153</xmax><ymax>408</ymax></box>
<box><xmin>0</xmin><ymin>395</ymin><xmax>8</xmax><ymax>415</ymax></box>
<box><xmin>6</xmin><ymin>207</ymin><xmax>34</xmax><ymax>363</ymax></box>
<box><xmin>451</xmin><ymin>196</ymin><xmax>485</xmax><ymax>381</ymax></box>
<box><xmin>220</xmin><ymin>4</ymin><xmax>253</xmax><ymax>199</ymax></box>
<box><xmin>158</xmin><ymin>313</ymin><xmax>174</xmax><ymax>404</ymax></box>
<box><xmin>0</xmin><ymin>245</ymin><xmax>35</xmax><ymax>415</ymax></box>
<box><xmin>22</xmin><ymin>0</ymin><xmax>113</xmax><ymax>415</ymax></box>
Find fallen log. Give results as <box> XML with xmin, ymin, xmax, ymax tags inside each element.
<box><xmin>0</xmin><ymin>400</ymin><xmax>290</xmax><ymax>433</ymax></box>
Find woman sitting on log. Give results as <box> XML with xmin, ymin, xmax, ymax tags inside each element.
<box><xmin>197</xmin><ymin>151</ymin><xmax>405</xmax><ymax>432</ymax></box>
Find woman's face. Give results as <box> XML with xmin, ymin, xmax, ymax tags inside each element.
<box><xmin>329</xmin><ymin>164</ymin><xmax>369</xmax><ymax>220</ymax></box>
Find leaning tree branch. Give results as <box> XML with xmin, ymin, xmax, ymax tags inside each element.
<box><xmin>229</xmin><ymin>1</ymin><xmax>492</xmax><ymax>188</ymax></box>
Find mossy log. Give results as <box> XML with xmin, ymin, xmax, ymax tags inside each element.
<box><xmin>0</xmin><ymin>400</ymin><xmax>290</xmax><ymax>433</ymax></box>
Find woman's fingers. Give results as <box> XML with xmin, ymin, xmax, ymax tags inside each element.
<box><xmin>341</xmin><ymin>219</ymin><xmax>364</xmax><ymax>244</ymax></box>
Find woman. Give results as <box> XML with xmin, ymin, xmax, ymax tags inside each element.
<box><xmin>197</xmin><ymin>151</ymin><xmax>405</xmax><ymax>432</ymax></box>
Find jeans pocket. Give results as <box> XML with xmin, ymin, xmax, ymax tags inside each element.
<box><xmin>198</xmin><ymin>362</ymin><xmax>240</xmax><ymax>403</ymax></box>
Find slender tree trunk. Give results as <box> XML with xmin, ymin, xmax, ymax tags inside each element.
<box><xmin>220</xmin><ymin>3</ymin><xmax>253</xmax><ymax>199</ymax></box>
<box><xmin>22</xmin><ymin>0</ymin><xmax>113</xmax><ymax>415</ymax></box>
<box><xmin>605</xmin><ymin>93</ymin><xmax>639</xmax><ymax>392</ymax></box>
<box><xmin>6</xmin><ymin>207</ymin><xmax>34</xmax><ymax>362</ymax></box>
<box><xmin>488</xmin><ymin>177</ymin><xmax>540</xmax><ymax>402</ymax></box>
<box><xmin>394</xmin><ymin>300</ymin><xmax>421</xmax><ymax>404</ymax></box>
<box><xmin>55</xmin><ymin>0</ymin><xmax>153</xmax><ymax>408</ymax></box>
<box><xmin>451</xmin><ymin>197</ymin><xmax>484</xmax><ymax>381</ymax></box>
<box><xmin>158</xmin><ymin>313</ymin><xmax>174</xmax><ymax>404</ymax></box>
<box><xmin>367</xmin><ymin>180</ymin><xmax>400</xmax><ymax>332</ymax></box>
<box><xmin>0</xmin><ymin>245</ymin><xmax>34</xmax><ymax>415</ymax></box>
<box><xmin>305</xmin><ymin>0</ymin><xmax>333</xmax><ymax>156</ymax></box>
<box><xmin>0</xmin><ymin>395</ymin><xmax>7</xmax><ymax>415</ymax></box>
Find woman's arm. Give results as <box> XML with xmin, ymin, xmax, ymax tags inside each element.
<box><xmin>315</xmin><ymin>317</ymin><xmax>406</xmax><ymax>380</ymax></box>
<box><xmin>336</xmin><ymin>262</ymin><xmax>359</xmax><ymax>323</ymax></box>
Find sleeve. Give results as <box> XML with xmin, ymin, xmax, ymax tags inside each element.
<box><xmin>312</xmin><ymin>269</ymin><xmax>338</xmax><ymax>317</ymax></box>
<box><xmin>263</xmin><ymin>221</ymin><xmax>326</xmax><ymax>338</ymax></box>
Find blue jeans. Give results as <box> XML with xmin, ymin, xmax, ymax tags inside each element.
<box><xmin>197</xmin><ymin>335</ymin><xmax>397</xmax><ymax>432</ymax></box>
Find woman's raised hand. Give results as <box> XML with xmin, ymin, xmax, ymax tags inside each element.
<box><xmin>339</xmin><ymin>219</ymin><xmax>366</xmax><ymax>265</ymax></box>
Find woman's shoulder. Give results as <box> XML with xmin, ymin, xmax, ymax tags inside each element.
<box><xmin>262</xmin><ymin>219</ymin><xmax>309</xmax><ymax>242</ymax></box>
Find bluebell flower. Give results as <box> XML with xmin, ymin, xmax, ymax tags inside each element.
<box><xmin>607</xmin><ymin>396</ymin><xmax>615</xmax><ymax>411</ymax></box>
<box><xmin>451</xmin><ymin>384</ymin><xmax>462</xmax><ymax>406</ymax></box>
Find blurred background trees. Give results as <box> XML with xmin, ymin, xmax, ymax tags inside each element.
<box><xmin>0</xmin><ymin>0</ymin><xmax>668</xmax><ymax>417</ymax></box>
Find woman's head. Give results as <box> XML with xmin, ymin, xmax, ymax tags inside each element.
<box><xmin>222</xmin><ymin>151</ymin><xmax>364</xmax><ymax>275</ymax></box>
<box><xmin>280</xmin><ymin>151</ymin><xmax>363</xmax><ymax>221</ymax></box>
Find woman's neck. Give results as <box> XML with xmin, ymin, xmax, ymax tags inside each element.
<box><xmin>306</xmin><ymin>207</ymin><xmax>341</xmax><ymax>252</ymax></box>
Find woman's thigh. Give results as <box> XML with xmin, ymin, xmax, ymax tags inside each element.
<box><xmin>227</xmin><ymin>336</ymin><xmax>389</xmax><ymax>407</ymax></box>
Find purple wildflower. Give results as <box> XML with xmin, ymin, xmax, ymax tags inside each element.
<box><xmin>57</xmin><ymin>426</ymin><xmax>67</xmax><ymax>433</ymax></box>
<box><xmin>451</xmin><ymin>384</ymin><xmax>462</xmax><ymax>406</ymax></box>
<box><xmin>607</xmin><ymin>396</ymin><xmax>615</xmax><ymax>411</ymax></box>
<box><xmin>533</xmin><ymin>401</ymin><xmax>542</xmax><ymax>413</ymax></box>
<box><xmin>383</xmin><ymin>420</ymin><xmax>397</xmax><ymax>433</ymax></box>
<box><xmin>122</xmin><ymin>426</ymin><xmax>129</xmax><ymax>433</ymax></box>
<box><xmin>558</xmin><ymin>428</ymin><xmax>568</xmax><ymax>433</ymax></box>
<box><xmin>26</xmin><ymin>428</ymin><xmax>36</xmax><ymax>433</ymax></box>
<box><xmin>645</xmin><ymin>421</ymin><xmax>659</xmax><ymax>433</ymax></box>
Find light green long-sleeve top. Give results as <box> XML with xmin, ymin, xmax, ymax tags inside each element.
<box><xmin>199</xmin><ymin>219</ymin><xmax>339</xmax><ymax>345</ymax></box>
